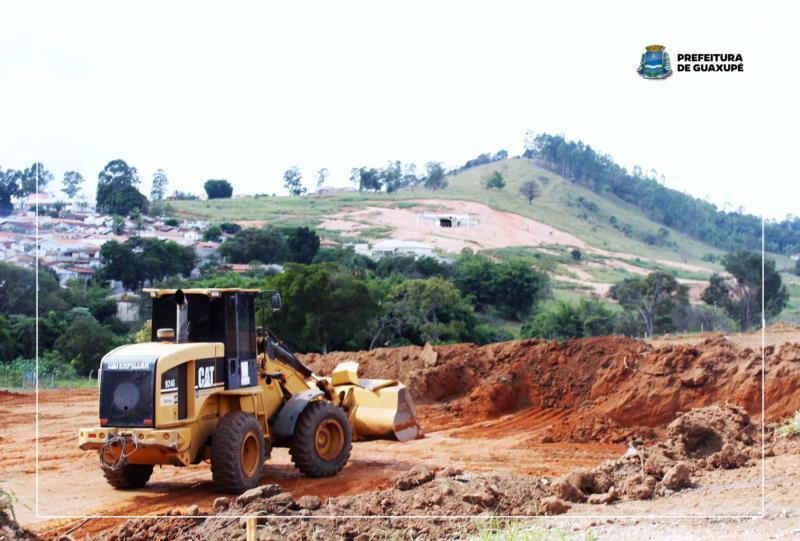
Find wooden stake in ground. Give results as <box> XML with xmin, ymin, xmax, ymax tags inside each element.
<box><xmin>246</xmin><ymin>517</ymin><xmax>256</xmax><ymax>541</ymax></box>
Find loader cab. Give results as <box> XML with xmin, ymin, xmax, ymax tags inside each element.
<box><xmin>147</xmin><ymin>288</ymin><xmax>267</xmax><ymax>390</ymax></box>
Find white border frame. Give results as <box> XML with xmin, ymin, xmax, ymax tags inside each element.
<box><xmin>29</xmin><ymin>25</ymin><xmax>768</xmax><ymax>524</ymax></box>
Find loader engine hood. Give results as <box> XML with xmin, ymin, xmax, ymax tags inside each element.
<box><xmin>99</xmin><ymin>350</ymin><xmax>159</xmax><ymax>428</ymax></box>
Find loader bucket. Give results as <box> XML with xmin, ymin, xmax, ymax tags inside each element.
<box><xmin>331</xmin><ymin>362</ymin><xmax>421</xmax><ymax>442</ymax></box>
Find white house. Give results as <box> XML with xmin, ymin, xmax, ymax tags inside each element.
<box><xmin>369</xmin><ymin>239</ymin><xmax>437</xmax><ymax>259</ymax></box>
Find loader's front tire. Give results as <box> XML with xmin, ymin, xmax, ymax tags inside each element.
<box><xmin>101</xmin><ymin>462</ymin><xmax>154</xmax><ymax>489</ymax></box>
<box><xmin>289</xmin><ymin>401</ymin><xmax>351</xmax><ymax>478</ymax></box>
<box><xmin>211</xmin><ymin>411</ymin><xmax>266</xmax><ymax>493</ymax></box>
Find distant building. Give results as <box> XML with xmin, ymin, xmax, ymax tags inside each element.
<box><xmin>115</xmin><ymin>294</ymin><xmax>141</xmax><ymax>322</ymax></box>
<box><xmin>369</xmin><ymin>239</ymin><xmax>436</xmax><ymax>259</ymax></box>
<box><xmin>54</xmin><ymin>265</ymin><xmax>95</xmax><ymax>286</ymax></box>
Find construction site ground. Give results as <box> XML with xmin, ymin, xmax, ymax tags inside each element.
<box><xmin>3</xmin><ymin>325</ymin><xmax>800</xmax><ymax>540</ymax></box>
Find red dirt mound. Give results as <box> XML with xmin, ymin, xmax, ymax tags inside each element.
<box><xmin>301</xmin><ymin>335</ymin><xmax>800</xmax><ymax>443</ymax></box>
<box><xmin>95</xmin><ymin>467</ymin><xmax>551</xmax><ymax>541</ymax></box>
<box><xmin>91</xmin><ymin>406</ymin><xmax>770</xmax><ymax>539</ymax></box>
<box><xmin>549</xmin><ymin>404</ymin><xmax>759</xmax><ymax>508</ymax></box>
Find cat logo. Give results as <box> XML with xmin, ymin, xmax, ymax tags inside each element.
<box><xmin>197</xmin><ymin>365</ymin><xmax>215</xmax><ymax>389</ymax></box>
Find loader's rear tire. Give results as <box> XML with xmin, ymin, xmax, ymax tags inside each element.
<box><xmin>211</xmin><ymin>411</ymin><xmax>266</xmax><ymax>493</ymax></box>
<box><xmin>289</xmin><ymin>401</ymin><xmax>351</xmax><ymax>478</ymax></box>
<box><xmin>101</xmin><ymin>463</ymin><xmax>154</xmax><ymax>489</ymax></box>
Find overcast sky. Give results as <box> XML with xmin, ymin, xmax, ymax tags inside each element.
<box><xmin>1</xmin><ymin>1</ymin><xmax>797</xmax><ymax>218</ymax></box>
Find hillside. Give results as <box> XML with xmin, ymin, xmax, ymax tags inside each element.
<box><xmin>168</xmin><ymin>158</ymin><xmax>799</xmax><ymax>323</ymax></box>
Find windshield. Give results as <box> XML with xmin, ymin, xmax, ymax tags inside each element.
<box><xmin>151</xmin><ymin>294</ymin><xmax>226</xmax><ymax>343</ymax></box>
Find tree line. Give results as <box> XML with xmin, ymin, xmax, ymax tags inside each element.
<box><xmin>523</xmin><ymin>132</ymin><xmax>800</xmax><ymax>255</ymax></box>
<box><xmin>0</xmin><ymin>229</ymin><xmax>789</xmax><ymax>376</ymax></box>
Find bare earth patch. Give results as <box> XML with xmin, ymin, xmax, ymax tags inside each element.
<box><xmin>318</xmin><ymin>199</ymin><xmax>591</xmax><ymax>253</ymax></box>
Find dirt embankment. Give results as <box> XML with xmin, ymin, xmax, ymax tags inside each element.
<box><xmin>92</xmin><ymin>405</ymin><xmax>796</xmax><ymax>541</ymax></box>
<box><xmin>302</xmin><ymin>334</ymin><xmax>800</xmax><ymax>443</ymax></box>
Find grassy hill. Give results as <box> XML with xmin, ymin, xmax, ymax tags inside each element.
<box><xmin>168</xmin><ymin>158</ymin><xmax>799</xmax><ymax>326</ymax></box>
<box><xmin>173</xmin><ymin>158</ymin><xmax>725</xmax><ymax>264</ymax></box>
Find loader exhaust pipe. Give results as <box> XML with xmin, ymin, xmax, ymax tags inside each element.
<box><xmin>175</xmin><ymin>289</ymin><xmax>188</xmax><ymax>343</ymax></box>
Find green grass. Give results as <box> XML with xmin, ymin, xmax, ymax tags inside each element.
<box><xmin>0</xmin><ymin>481</ymin><xmax>24</xmax><ymax>523</ymax></box>
<box><xmin>782</xmin><ymin>277</ymin><xmax>800</xmax><ymax>322</ymax></box>
<box><xmin>470</xmin><ymin>519</ymin><xmax>596</xmax><ymax>541</ymax></box>
<box><xmin>357</xmin><ymin>225</ymin><xmax>393</xmax><ymax>240</ymax></box>
<box><xmin>618</xmin><ymin>256</ymin><xmax>714</xmax><ymax>280</ymax></box>
<box><xmin>547</xmin><ymin>289</ymin><xmax>622</xmax><ymax>313</ymax></box>
<box><xmin>777</xmin><ymin>410</ymin><xmax>800</xmax><ymax>437</ymax></box>
<box><xmin>579</xmin><ymin>263</ymin><xmax>634</xmax><ymax>284</ymax></box>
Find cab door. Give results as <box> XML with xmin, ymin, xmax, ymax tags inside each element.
<box><xmin>224</xmin><ymin>293</ymin><xmax>258</xmax><ymax>390</ymax></box>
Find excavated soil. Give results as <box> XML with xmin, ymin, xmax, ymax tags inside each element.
<box><xmin>7</xmin><ymin>326</ymin><xmax>800</xmax><ymax>539</ymax></box>
<box><xmin>302</xmin><ymin>333</ymin><xmax>800</xmax><ymax>443</ymax></box>
<box><xmin>89</xmin><ymin>405</ymin><xmax>791</xmax><ymax>541</ymax></box>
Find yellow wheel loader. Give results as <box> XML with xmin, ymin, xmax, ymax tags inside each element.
<box><xmin>78</xmin><ymin>288</ymin><xmax>419</xmax><ymax>493</ymax></box>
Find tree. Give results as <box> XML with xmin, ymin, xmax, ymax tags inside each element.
<box><xmin>490</xmin><ymin>259</ymin><xmax>550</xmax><ymax>320</ymax></box>
<box><xmin>423</xmin><ymin>162</ymin><xmax>447</xmax><ymax>190</ymax></box>
<box><xmin>570</xmin><ymin>248</ymin><xmax>582</xmax><ymax>261</ymax></box>
<box><xmin>376</xmin><ymin>255</ymin><xmax>423</xmax><ymax>279</ymax></box>
<box><xmin>61</xmin><ymin>279</ymin><xmax>118</xmax><ymax>324</ymax></box>
<box><xmin>388</xmin><ymin>277</ymin><xmax>474</xmax><ymax>344</ymax></box>
<box><xmin>795</xmin><ymin>258</ymin><xmax>800</xmax><ymax>277</ymax></box>
<box><xmin>150</xmin><ymin>169</ymin><xmax>168</xmax><ymax>200</ymax></box>
<box><xmin>316</xmin><ymin>168</ymin><xmax>329</xmax><ymax>195</ymax></box>
<box><xmin>96</xmin><ymin>160</ymin><xmax>148</xmax><ymax>215</ymax></box>
<box><xmin>452</xmin><ymin>252</ymin><xmax>496</xmax><ymax>311</ymax></box>
<box><xmin>99</xmin><ymin>159</ymin><xmax>140</xmax><ymax>186</ymax></box>
<box><xmin>519</xmin><ymin>179</ymin><xmax>540</xmax><ymax>204</ymax></box>
<box><xmin>351</xmin><ymin>167</ymin><xmax>382</xmax><ymax>192</ymax></box>
<box><xmin>0</xmin><ymin>262</ymin><xmax>64</xmax><ymax>316</ymax></box>
<box><xmin>382</xmin><ymin>161</ymin><xmax>404</xmax><ymax>193</ymax></box>
<box><xmin>130</xmin><ymin>208</ymin><xmax>145</xmax><ymax>236</ymax></box>
<box><xmin>62</xmin><ymin>171</ymin><xmax>85</xmax><ymax>199</ymax></box>
<box><xmin>0</xmin><ymin>314</ymin><xmax>14</xmax><ymax>362</ymax></box>
<box><xmin>111</xmin><ymin>215</ymin><xmax>125</xmax><ymax>235</ymax></box>
<box><xmin>204</xmin><ymin>179</ymin><xmax>233</xmax><ymax>199</ymax></box>
<box><xmin>100</xmin><ymin>238</ymin><xmax>196</xmax><ymax>290</ymax></box>
<box><xmin>483</xmin><ymin>171</ymin><xmax>506</xmax><ymax>190</ymax></box>
<box><xmin>610</xmin><ymin>271</ymin><xmax>688</xmax><ymax>337</ymax></box>
<box><xmin>265</xmin><ymin>264</ymin><xmax>378</xmax><ymax>353</ymax></box>
<box><xmin>283</xmin><ymin>166</ymin><xmax>306</xmax><ymax>196</ymax></box>
<box><xmin>522</xmin><ymin>298</ymin><xmax>616</xmax><ymax>340</ymax></box>
<box><xmin>219</xmin><ymin>227</ymin><xmax>287</xmax><ymax>264</ymax></box>
<box><xmin>285</xmin><ymin>226</ymin><xmax>320</xmax><ymax>264</ymax></box>
<box><xmin>17</xmin><ymin>162</ymin><xmax>54</xmax><ymax>196</ymax></box>
<box><xmin>0</xmin><ymin>168</ymin><xmax>20</xmax><ymax>215</ymax></box>
<box><xmin>312</xmin><ymin>246</ymin><xmax>376</xmax><ymax>275</ymax></box>
<box><xmin>701</xmin><ymin>251</ymin><xmax>788</xmax><ymax>331</ymax></box>
<box><xmin>451</xmin><ymin>253</ymin><xmax>548</xmax><ymax>318</ymax></box>
<box><xmin>203</xmin><ymin>225</ymin><xmax>223</xmax><ymax>242</ymax></box>
<box><xmin>55</xmin><ymin>313</ymin><xmax>116</xmax><ymax>375</ymax></box>
<box><xmin>402</xmin><ymin>163</ymin><xmax>419</xmax><ymax>191</ymax></box>
<box><xmin>219</xmin><ymin>222</ymin><xmax>242</xmax><ymax>234</ymax></box>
